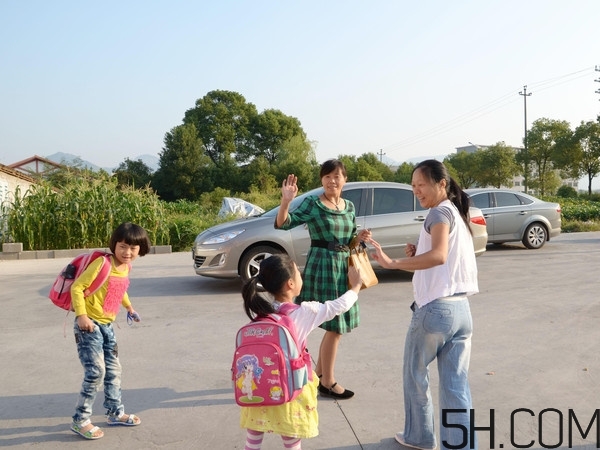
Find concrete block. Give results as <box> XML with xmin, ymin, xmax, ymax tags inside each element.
<box><xmin>2</xmin><ymin>242</ymin><xmax>23</xmax><ymax>253</ymax></box>
<box><xmin>54</xmin><ymin>249</ymin><xmax>87</xmax><ymax>259</ymax></box>
<box><xmin>17</xmin><ymin>251</ymin><xmax>38</xmax><ymax>260</ymax></box>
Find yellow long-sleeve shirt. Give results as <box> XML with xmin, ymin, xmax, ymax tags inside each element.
<box><xmin>71</xmin><ymin>255</ymin><xmax>131</xmax><ymax>324</ymax></box>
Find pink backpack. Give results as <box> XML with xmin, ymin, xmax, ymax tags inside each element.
<box><xmin>232</xmin><ymin>303</ymin><xmax>311</xmax><ymax>407</ymax></box>
<box><xmin>48</xmin><ymin>251</ymin><xmax>112</xmax><ymax>311</ymax></box>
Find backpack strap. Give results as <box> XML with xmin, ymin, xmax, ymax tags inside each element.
<box><xmin>270</xmin><ymin>302</ymin><xmax>313</xmax><ymax>381</ymax></box>
<box><xmin>83</xmin><ymin>254</ymin><xmax>112</xmax><ymax>297</ymax></box>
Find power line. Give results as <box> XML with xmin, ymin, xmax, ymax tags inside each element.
<box><xmin>382</xmin><ymin>66</ymin><xmax>596</xmax><ymax>155</ymax></box>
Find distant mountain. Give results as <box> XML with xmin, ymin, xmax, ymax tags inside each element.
<box><xmin>134</xmin><ymin>154</ymin><xmax>159</xmax><ymax>171</ymax></box>
<box><xmin>46</xmin><ymin>152</ymin><xmax>159</xmax><ymax>172</ymax></box>
<box><xmin>46</xmin><ymin>152</ymin><xmax>104</xmax><ymax>171</ymax></box>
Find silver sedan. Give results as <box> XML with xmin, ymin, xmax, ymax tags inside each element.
<box><xmin>466</xmin><ymin>188</ymin><xmax>561</xmax><ymax>249</ymax></box>
<box><xmin>193</xmin><ymin>181</ymin><xmax>488</xmax><ymax>282</ymax></box>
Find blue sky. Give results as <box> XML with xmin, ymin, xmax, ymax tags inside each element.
<box><xmin>1</xmin><ymin>1</ymin><xmax>599</xmax><ymax>189</ymax></box>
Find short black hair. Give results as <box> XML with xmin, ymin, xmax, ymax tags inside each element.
<box><xmin>109</xmin><ymin>222</ymin><xmax>152</xmax><ymax>256</ymax></box>
<box><xmin>320</xmin><ymin>159</ymin><xmax>347</xmax><ymax>178</ymax></box>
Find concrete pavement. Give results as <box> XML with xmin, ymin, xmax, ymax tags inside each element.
<box><xmin>1</xmin><ymin>232</ymin><xmax>600</xmax><ymax>449</ymax></box>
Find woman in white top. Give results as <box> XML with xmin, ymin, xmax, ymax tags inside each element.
<box><xmin>368</xmin><ymin>159</ymin><xmax>479</xmax><ymax>450</ymax></box>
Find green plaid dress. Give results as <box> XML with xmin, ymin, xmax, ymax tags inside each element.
<box><xmin>278</xmin><ymin>195</ymin><xmax>359</xmax><ymax>334</ymax></box>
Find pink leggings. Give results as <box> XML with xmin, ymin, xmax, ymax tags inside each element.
<box><xmin>245</xmin><ymin>429</ymin><xmax>301</xmax><ymax>449</ymax></box>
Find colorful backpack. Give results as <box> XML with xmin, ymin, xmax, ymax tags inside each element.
<box><xmin>48</xmin><ymin>250</ymin><xmax>112</xmax><ymax>311</ymax></box>
<box><xmin>232</xmin><ymin>303</ymin><xmax>311</xmax><ymax>407</ymax></box>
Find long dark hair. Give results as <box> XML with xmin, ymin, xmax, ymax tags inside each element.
<box><xmin>413</xmin><ymin>160</ymin><xmax>472</xmax><ymax>234</ymax></box>
<box><xmin>241</xmin><ymin>254</ymin><xmax>297</xmax><ymax>321</ymax></box>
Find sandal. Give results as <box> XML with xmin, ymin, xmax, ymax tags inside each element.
<box><xmin>106</xmin><ymin>413</ymin><xmax>141</xmax><ymax>426</ymax></box>
<box><xmin>71</xmin><ymin>421</ymin><xmax>104</xmax><ymax>440</ymax></box>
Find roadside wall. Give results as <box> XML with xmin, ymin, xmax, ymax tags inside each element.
<box><xmin>0</xmin><ymin>243</ymin><xmax>172</xmax><ymax>261</ymax></box>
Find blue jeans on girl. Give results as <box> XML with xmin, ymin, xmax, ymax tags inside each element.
<box><xmin>402</xmin><ymin>298</ymin><xmax>476</xmax><ymax>450</ymax></box>
<box><xmin>72</xmin><ymin>320</ymin><xmax>124</xmax><ymax>424</ymax></box>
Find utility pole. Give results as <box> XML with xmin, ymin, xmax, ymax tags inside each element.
<box><xmin>519</xmin><ymin>85</ymin><xmax>532</xmax><ymax>193</ymax></box>
<box><xmin>595</xmin><ymin>66</ymin><xmax>600</xmax><ymax>103</ymax></box>
<box><xmin>377</xmin><ymin>149</ymin><xmax>386</xmax><ymax>162</ymax></box>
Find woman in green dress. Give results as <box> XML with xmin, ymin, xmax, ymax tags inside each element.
<box><xmin>275</xmin><ymin>159</ymin><xmax>371</xmax><ymax>399</ymax></box>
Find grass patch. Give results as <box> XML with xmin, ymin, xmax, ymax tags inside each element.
<box><xmin>561</xmin><ymin>220</ymin><xmax>600</xmax><ymax>233</ymax></box>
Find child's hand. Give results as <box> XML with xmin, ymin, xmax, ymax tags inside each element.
<box><xmin>348</xmin><ymin>264</ymin><xmax>363</xmax><ymax>292</ymax></box>
<box><xmin>76</xmin><ymin>315</ymin><xmax>95</xmax><ymax>332</ymax></box>
<box><xmin>405</xmin><ymin>243</ymin><xmax>416</xmax><ymax>257</ymax></box>
<box><xmin>127</xmin><ymin>310</ymin><xmax>141</xmax><ymax>326</ymax></box>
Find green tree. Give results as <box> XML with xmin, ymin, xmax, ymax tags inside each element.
<box><xmin>394</xmin><ymin>162</ymin><xmax>415</xmax><ymax>184</ymax></box>
<box><xmin>183</xmin><ymin>90</ymin><xmax>257</xmax><ymax>178</ymax></box>
<box><xmin>270</xmin><ymin>135</ymin><xmax>319</xmax><ymax>191</ymax></box>
<box><xmin>477</xmin><ymin>142</ymin><xmax>521</xmax><ymax>188</ymax></box>
<box><xmin>444</xmin><ymin>151</ymin><xmax>479</xmax><ymax>188</ymax></box>
<box><xmin>555</xmin><ymin>120</ymin><xmax>600</xmax><ymax>196</ymax></box>
<box><xmin>153</xmin><ymin>124</ymin><xmax>213</xmax><ymax>201</ymax></box>
<box><xmin>521</xmin><ymin>118</ymin><xmax>572</xmax><ymax>196</ymax></box>
<box><xmin>339</xmin><ymin>153</ymin><xmax>393</xmax><ymax>182</ymax></box>
<box><xmin>242</xmin><ymin>109</ymin><xmax>308</xmax><ymax>164</ymax></box>
<box><xmin>113</xmin><ymin>158</ymin><xmax>153</xmax><ymax>188</ymax></box>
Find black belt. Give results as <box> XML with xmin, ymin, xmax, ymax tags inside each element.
<box><xmin>311</xmin><ymin>240</ymin><xmax>349</xmax><ymax>252</ymax></box>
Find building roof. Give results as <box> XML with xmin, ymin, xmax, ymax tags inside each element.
<box><xmin>0</xmin><ymin>163</ymin><xmax>38</xmax><ymax>184</ymax></box>
<box><xmin>7</xmin><ymin>155</ymin><xmax>62</xmax><ymax>177</ymax></box>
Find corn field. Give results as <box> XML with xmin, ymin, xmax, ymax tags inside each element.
<box><xmin>0</xmin><ymin>178</ymin><xmax>170</xmax><ymax>251</ymax></box>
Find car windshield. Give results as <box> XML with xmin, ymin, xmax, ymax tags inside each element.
<box><xmin>262</xmin><ymin>187</ymin><xmax>324</xmax><ymax>218</ymax></box>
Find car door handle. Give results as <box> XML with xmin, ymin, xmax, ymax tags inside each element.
<box><xmin>519</xmin><ymin>211</ymin><xmax>527</xmax><ymax>215</ymax></box>
<box><xmin>414</xmin><ymin>216</ymin><xmax>426</xmax><ymax>222</ymax></box>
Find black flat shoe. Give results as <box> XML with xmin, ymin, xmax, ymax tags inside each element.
<box><xmin>318</xmin><ymin>382</ymin><xmax>354</xmax><ymax>399</ymax></box>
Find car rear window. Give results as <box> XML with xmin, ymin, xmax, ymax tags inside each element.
<box><xmin>496</xmin><ymin>192</ymin><xmax>530</xmax><ymax>207</ymax></box>
<box><xmin>470</xmin><ymin>193</ymin><xmax>491</xmax><ymax>209</ymax></box>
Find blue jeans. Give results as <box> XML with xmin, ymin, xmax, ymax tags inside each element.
<box><xmin>403</xmin><ymin>298</ymin><xmax>476</xmax><ymax>450</ymax></box>
<box><xmin>72</xmin><ymin>320</ymin><xmax>124</xmax><ymax>424</ymax></box>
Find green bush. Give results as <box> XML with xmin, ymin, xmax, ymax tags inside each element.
<box><xmin>556</xmin><ymin>185</ymin><xmax>578</xmax><ymax>198</ymax></box>
<box><xmin>545</xmin><ymin>196</ymin><xmax>600</xmax><ymax>222</ymax></box>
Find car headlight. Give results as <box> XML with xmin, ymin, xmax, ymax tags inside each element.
<box><xmin>201</xmin><ymin>229</ymin><xmax>245</xmax><ymax>245</ymax></box>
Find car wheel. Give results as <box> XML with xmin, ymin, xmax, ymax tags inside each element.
<box><xmin>239</xmin><ymin>245</ymin><xmax>282</xmax><ymax>283</ymax></box>
<box><xmin>522</xmin><ymin>223</ymin><xmax>547</xmax><ymax>249</ymax></box>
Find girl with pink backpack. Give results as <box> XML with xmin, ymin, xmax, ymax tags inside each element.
<box><xmin>238</xmin><ymin>254</ymin><xmax>363</xmax><ymax>450</ymax></box>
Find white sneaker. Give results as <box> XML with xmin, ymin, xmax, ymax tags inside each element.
<box><xmin>395</xmin><ymin>432</ymin><xmax>436</xmax><ymax>450</ymax></box>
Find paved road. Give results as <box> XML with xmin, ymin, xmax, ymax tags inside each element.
<box><xmin>1</xmin><ymin>232</ymin><xmax>599</xmax><ymax>449</ymax></box>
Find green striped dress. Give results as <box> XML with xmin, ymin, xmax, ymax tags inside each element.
<box><xmin>278</xmin><ymin>195</ymin><xmax>359</xmax><ymax>334</ymax></box>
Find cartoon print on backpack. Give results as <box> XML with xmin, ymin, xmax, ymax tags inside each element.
<box><xmin>234</xmin><ymin>354</ymin><xmax>264</xmax><ymax>403</ymax></box>
<box><xmin>232</xmin><ymin>313</ymin><xmax>306</xmax><ymax>407</ymax></box>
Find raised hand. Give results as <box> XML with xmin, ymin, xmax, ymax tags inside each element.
<box><xmin>281</xmin><ymin>174</ymin><xmax>298</xmax><ymax>204</ymax></box>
